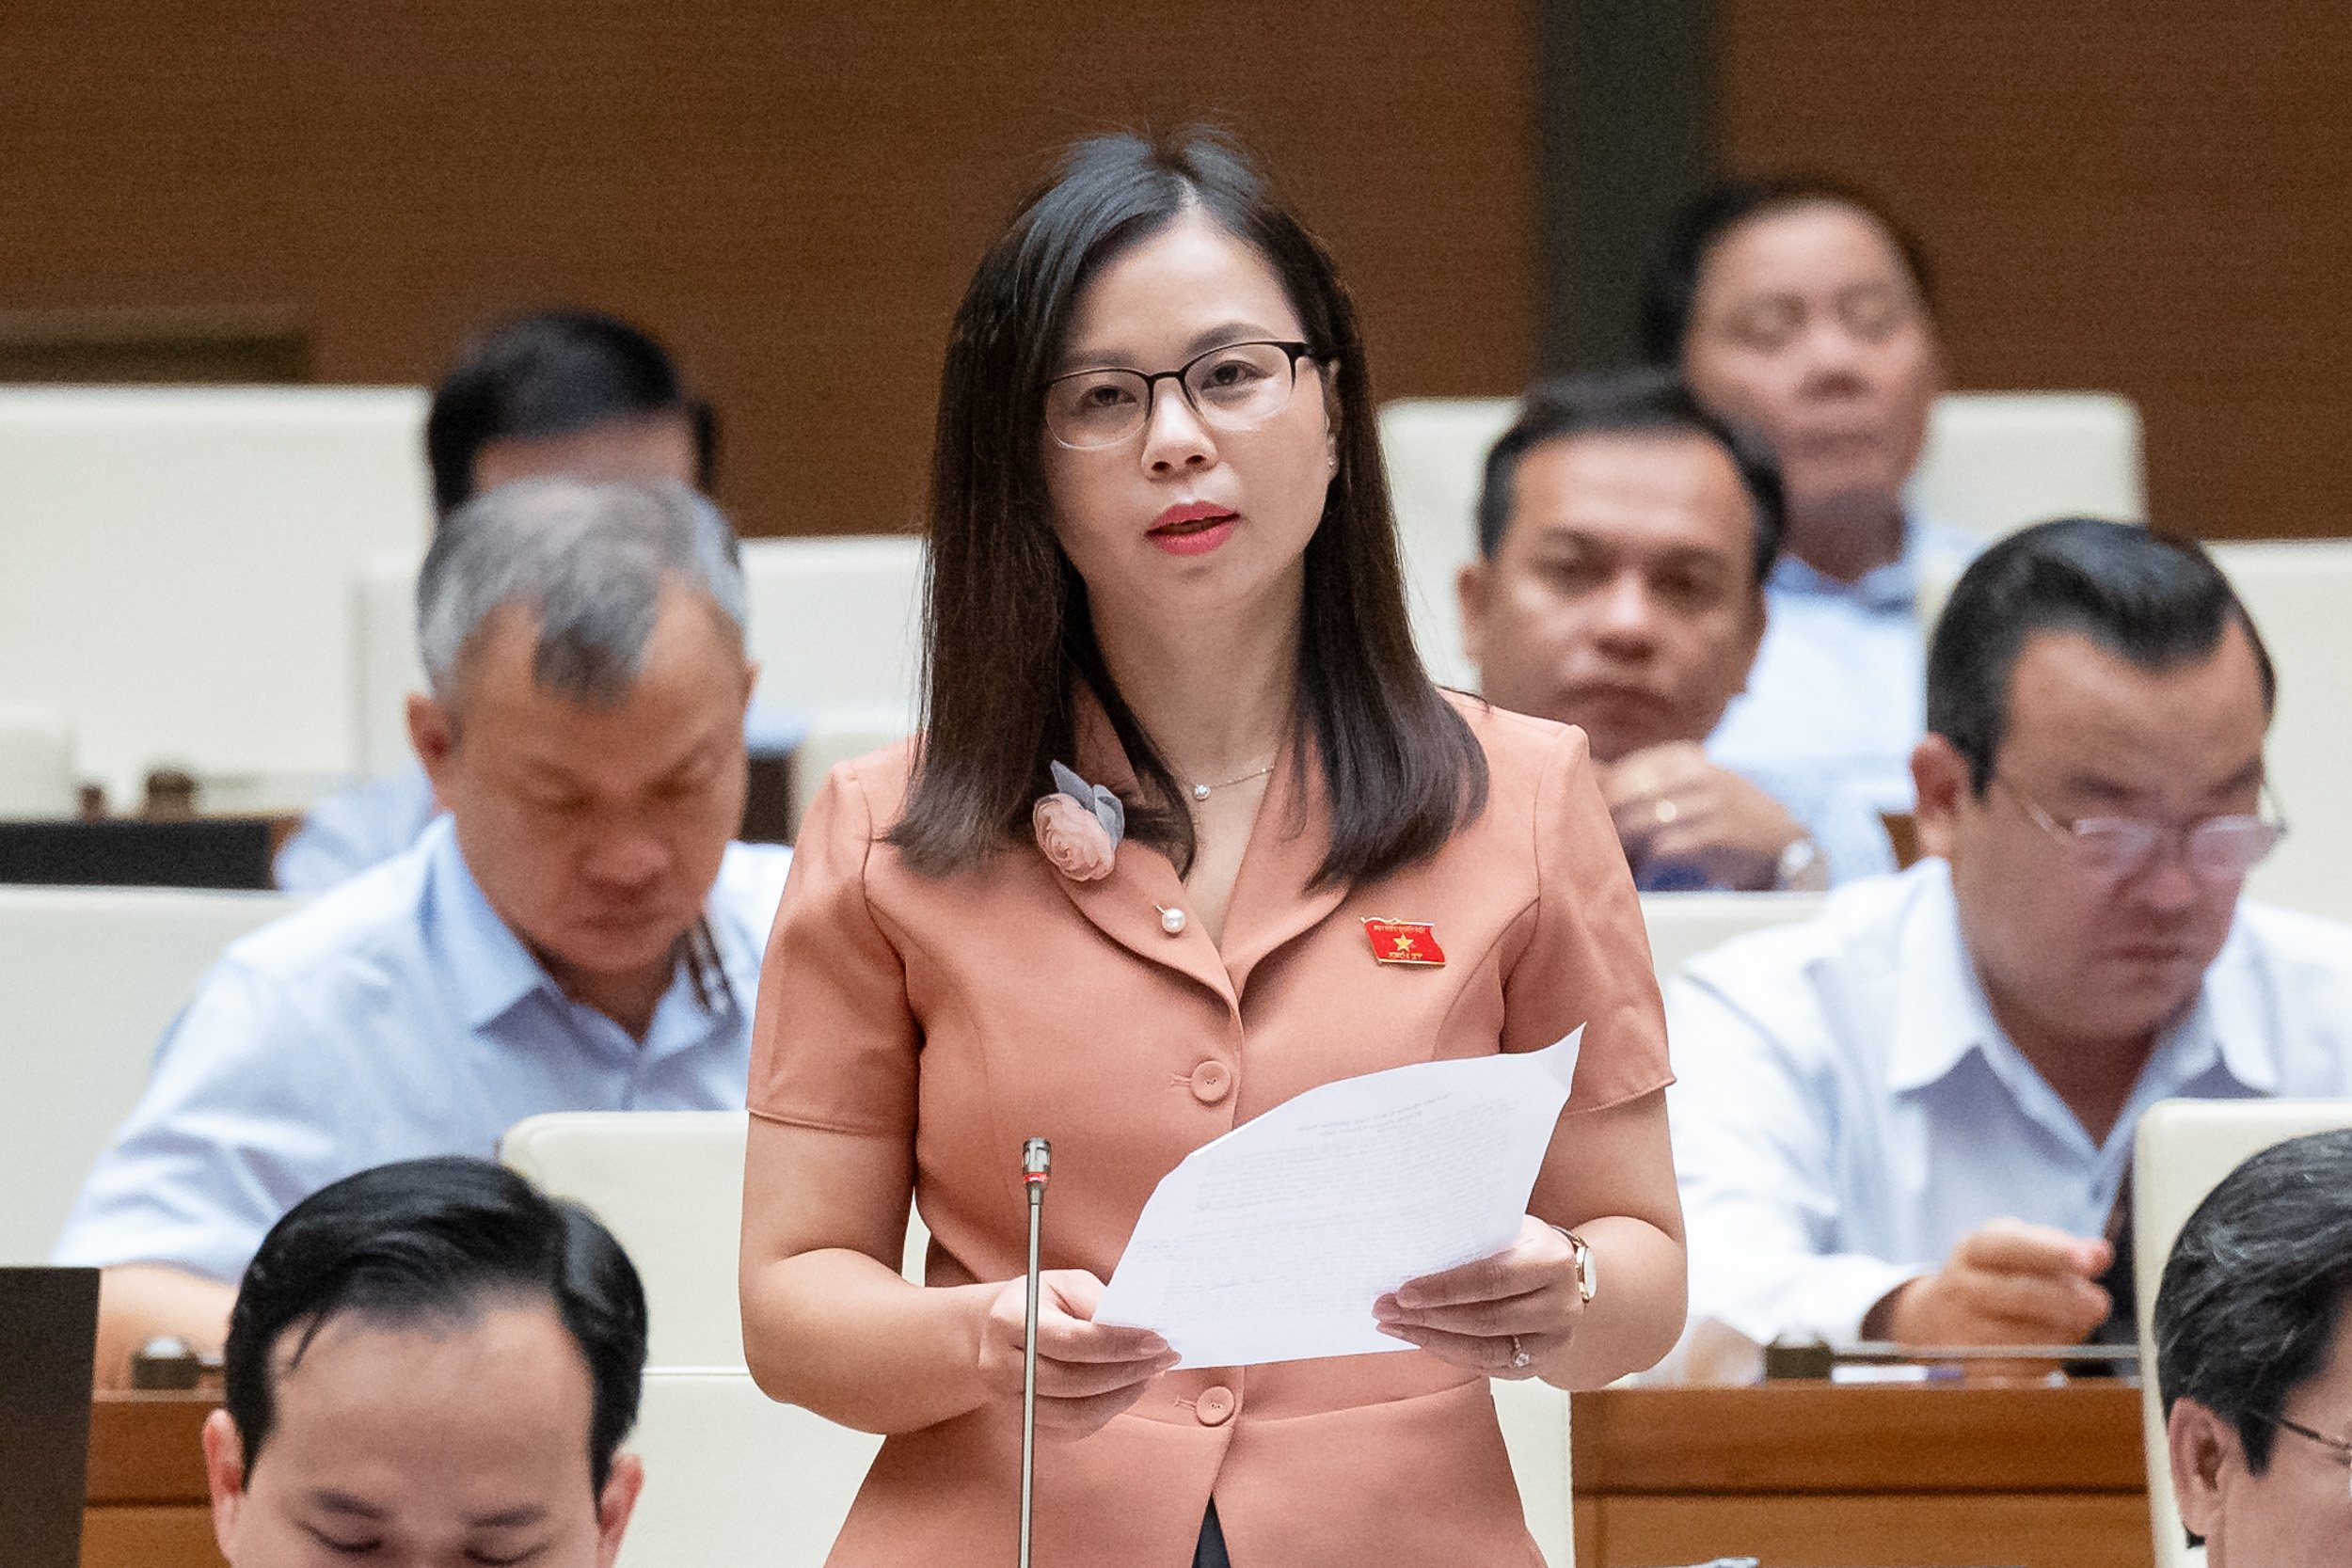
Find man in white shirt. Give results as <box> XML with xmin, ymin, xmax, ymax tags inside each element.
<box><xmin>1643</xmin><ymin>179</ymin><xmax>1977</xmax><ymax>811</ymax></box>
<box><xmin>59</xmin><ymin>477</ymin><xmax>789</xmax><ymax>1385</ymax></box>
<box><xmin>1668</xmin><ymin>517</ymin><xmax>2352</xmax><ymax>1365</ymax></box>
<box><xmin>1458</xmin><ymin>370</ymin><xmax>1893</xmax><ymax>889</ymax></box>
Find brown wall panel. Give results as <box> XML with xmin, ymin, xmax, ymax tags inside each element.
<box><xmin>0</xmin><ymin>2</ymin><xmax>1531</xmax><ymax>538</ymax></box>
<box><xmin>1720</xmin><ymin>3</ymin><xmax>2352</xmax><ymax>539</ymax></box>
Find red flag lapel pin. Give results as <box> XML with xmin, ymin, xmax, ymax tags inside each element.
<box><xmin>1362</xmin><ymin>917</ymin><xmax>1445</xmax><ymax>967</ymax></box>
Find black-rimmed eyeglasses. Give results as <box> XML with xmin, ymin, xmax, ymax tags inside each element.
<box><xmin>1044</xmin><ymin>340</ymin><xmax>1315</xmax><ymax>451</ymax></box>
<box><xmin>1994</xmin><ymin>776</ymin><xmax>2288</xmax><ymax>883</ymax></box>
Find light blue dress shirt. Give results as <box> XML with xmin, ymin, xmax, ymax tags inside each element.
<box><xmin>55</xmin><ymin>816</ymin><xmax>792</xmax><ymax>1282</ymax></box>
<box><xmin>1666</xmin><ymin>860</ymin><xmax>2352</xmax><ymax>1347</ymax></box>
<box><xmin>1706</xmin><ymin>515</ymin><xmax>1980</xmax><ymax>816</ymax></box>
<box><xmin>274</xmin><ymin>701</ymin><xmax>814</xmax><ymax>894</ymax></box>
<box><xmin>1630</xmin><ymin>762</ymin><xmax>1896</xmax><ymax>893</ymax></box>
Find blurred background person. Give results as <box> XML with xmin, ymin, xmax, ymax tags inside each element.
<box><xmin>1666</xmin><ymin>519</ymin><xmax>2352</xmax><ymax>1369</ymax></box>
<box><xmin>1643</xmin><ymin>178</ymin><xmax>1972</xmax><ymax>813</ymax></box>
<box><xmin>56</xmin><ymin>479</ymin><xmax>786</xmax><ymax>1384</ymax></box>
<box><xmin>2156</xmin><ymin>1128</ymin><xmax>2352</xmax><ymax>1568</ymax></box>
<box><xmin>203</xmin><ymin>1156</ymin><xmax>647</xmax><ymax>1568</ymax></box>
<box><xmin>1459</xmin><ymin>369</ymin><xmax>1894</xmax><ymax>891</ymax></box>
<box><xmin>276</xmin><ymin>307</ymin><xmax>806</xmax><ymax>893</ymax></box>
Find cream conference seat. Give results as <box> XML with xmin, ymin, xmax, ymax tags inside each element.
<box><xmin>0</xmin><ymin>883</ymin><xmax>299</xmax><ymax>1264</ymax></box>
<box><xmin>0</xmin><ymin>387</ymin><xmax>432</xmax><ymax>805</ymax></box>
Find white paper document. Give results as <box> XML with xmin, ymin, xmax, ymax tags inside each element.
<box><xmin>1094</xmin><ymin>1029</ymin><xmax>1582</xmax><ymax>1368</ymax></box>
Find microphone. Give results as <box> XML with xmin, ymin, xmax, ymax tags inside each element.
<box><xmin>1019</xmin><ymin>1137</ymin><xmax>1052</xmax><ymax>1568</ymax></box>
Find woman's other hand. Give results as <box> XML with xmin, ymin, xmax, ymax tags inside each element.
<box><xmin>1371</xmin><ymin>1216</ymin><xmax>1584</xmax><ymax>1379</ymax></box>
<box><xmin>977</xmin><ymin>1269</ymin><xmax>1179</xmax><ymax>1436</ymax></box>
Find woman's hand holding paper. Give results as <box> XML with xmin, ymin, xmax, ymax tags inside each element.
<box><xmin>1370</xmin><ymin>1215</ymin><xmax>1586</xmax><ymax>1379</ymax></box>
<box><xmin>977</xmin><ymin>1268</ymin><xmax>1180</xmax><ymax>1437</ymax></box>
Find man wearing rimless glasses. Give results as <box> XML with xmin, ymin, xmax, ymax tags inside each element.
<box><xmin>1663</xmin><ymin>517</ymin><xmax>2352</xmax><ymax>1370</ymax></box>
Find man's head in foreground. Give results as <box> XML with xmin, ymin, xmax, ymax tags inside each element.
<box><xmin>203</xmin><ymin>1157</ymin><xmax>648</xmax><ymax>1567</ymax></box>
<box><xmin>409</xmin><ymin>478</ymin><xmax>755</xmax><ymax>1035</ymax></box>
<box><xmin>1916</xmin><ymin>516</ymin><xmax>2279</xmax><ymax>1074</ymax></box>
<box><xmin>426</xmin><ymin>308</ymin><xmax>716</xmax><ymax>517</ymax></box>
<box><xmin>2157</xmin><ymin>1128</ymin><xmax>2352</xmax><ymax>1567</ymax></box>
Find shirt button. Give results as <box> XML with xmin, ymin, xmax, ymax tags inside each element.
<box><xmin>1196</xmin><ymin>1386</ymin><xmax>1236</xmax><ymax>1426</ymax></box>
<box><xmin>1188</xmin><ymin>1060</ymin><xmax>1232</xmax><ymax>1104</ymax></box>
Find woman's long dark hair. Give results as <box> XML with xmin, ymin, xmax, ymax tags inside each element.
<box><xmin>890</xmin><ymin>130</ymin><xmax>1486</xmax><ymax>888</ymax></box>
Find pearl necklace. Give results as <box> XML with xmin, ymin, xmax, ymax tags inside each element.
<box><xmin>1184</xmin><ymin>761</ymin><xmax>1276</xmax><ymax>802</ymax></box>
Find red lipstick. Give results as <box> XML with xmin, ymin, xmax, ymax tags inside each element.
<box><xmin>1148</xmin><ymin>500</ymin><xmax>1238</xmax><ymax>557</ymax></box>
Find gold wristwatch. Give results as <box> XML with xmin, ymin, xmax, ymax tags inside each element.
<box><xmin>1549</xmin><ymin>1224</ymin><xmax>1597</xmax><ymax>1304</ymax></box>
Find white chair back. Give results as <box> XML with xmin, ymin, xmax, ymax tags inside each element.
<box><xmin>0</xmin><ymin>884</ymin><xmax>298</xmax><ymax>1263</ymax></box>
<box><xmin>499</xmin><ymin>1111</ymin><xmax>930</xmax><ymax>1371</ymax></box>
<box><xmin>619</xmin><ymin>1369</ymin><xmax>882</xmax><ymax>1568</ymax></box>
<box><xmin>1640</xmin><ymin>892</ymin><xmax>1822</xmax><ymax>988</ymax></box>
<box><xmin>2132</xmin><ymin>1099</ymin><xmax>2352</xmax><ymax>1568</ymax></box>
<box><xmin>1378</xmin><ymin>398</ymin><xmax>1518</xmax><ymax>692</ymax></box>
<box><xmin>0</xmin><ymin>388</ymin><xmax>432</xmax><ymax>802</ymax></box>
<box><xmin>2209</xmin><ymin>541</ymin><xmax>2352</xmax><ymax>926</ymax></box>
<box><xmin>0</xmin><ymin>705</ymin><xmax>77</xmax><ymax>818</ymax></box>
<box><xmin>501</xmin><ymin>1111</ymin><xmax>760</xmax><ymax>1370</ymax></box>
<box><xmin>1910</xmin><ymin>392</ymin><xmax>2147</xmax><ymax>541</ymax></box>
<box><xmin>787</xmin><ymin>708</ymin><xmax>916</xmax><ymax>838</ymax></box>
<box><xmin>498</xmin><ymin>1111</ymin><xmax>913</xmax><ymax>1568</ymax></box>
<box><xmin>1493</xmin><ymin>1379</ymin><xmax>1575</xmax><ymax>1565</ymax></box>
<box><xmin>353</xmin><ymin>547</ymin><xmax>427</xmax><ymax>780</ymax></box>
<box><xmin>1377</xmin><ymin>391</ymin><xmax>2148</xmax><ymax>691</ymax></box>
<box><xmin>739</xmin><ymin>535</ymin><xmax>927</xmax><ymax>723</ymax></box>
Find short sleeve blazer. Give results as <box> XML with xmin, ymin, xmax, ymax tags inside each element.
<box><xmin>748</xmin><ymin>692</ymin><xmax>1669</xmax><ymax>1568</ymax></box>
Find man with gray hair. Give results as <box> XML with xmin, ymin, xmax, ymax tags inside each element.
<box><xmin>56</xmin><ymin>479</ymin><xmax>790</xmax><ymax>1386</ymax></box>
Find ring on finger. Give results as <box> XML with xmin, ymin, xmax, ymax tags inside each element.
<box><xmin>1508</xmin><ymin>1334</ymin><xmax>1531</xmax><ymax>1370</ymax></box>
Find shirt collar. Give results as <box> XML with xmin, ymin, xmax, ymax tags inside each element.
<box><xmin>2183</xmin><ymin>916</ymin><xmax>2282</xmax><ymax>1094</ymax></box>
<box><xmin>1885</xmin><ymin>860</ymin><xmax>2280</xmax><ymax>1098</ymax></box>
<box><xmin>421</xmin><ymin>817</ymin><xmax>746</xmax><ymax>1035</ymax></box>
<box><xmin>1764</xmin><ymin>510</ymin><xmax>1936</xmax><ymax>612</ymax></box>
<box><xmin>421</xmin><ymin>817</ymin><xmax>557</xmax><ymax>1032</ymax></box>
<box><xmin>1886</xmin><ymin>861</ymin><xmax>2001</xmax><ymax>1092</ymax></box>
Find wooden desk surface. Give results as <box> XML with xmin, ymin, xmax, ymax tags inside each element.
<box><xmin>87</xmin><ymin>1383</ymin><xmax>2156</xmax><ymax>1568</ymax></box>
<box><xmin>85</xmin><ymin>1392</ymin><xmax>223</xmax><ymax>1568</ymax></box>
<box><xmin>1575</xmin><ymin>1382</ymin><xmax>2147</xmax><ymax>1493</ymax></box>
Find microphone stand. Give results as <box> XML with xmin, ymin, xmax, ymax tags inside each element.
<box><xmin>1019</xmin><ymin>1137</ymin><xmax>1052</xmax><ymax>1568</ymax></box>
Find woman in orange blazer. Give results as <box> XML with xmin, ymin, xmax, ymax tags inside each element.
<box><xmin>740</xmin><ymin>131</ymin><xmax>1685</xmax><ymax>1568</ymax></box>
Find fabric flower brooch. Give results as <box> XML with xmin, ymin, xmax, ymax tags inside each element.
<box><xmin>1033</xmin><ymin>761</ymin><xmax>1124</xmax><ymax>882</ymax></box>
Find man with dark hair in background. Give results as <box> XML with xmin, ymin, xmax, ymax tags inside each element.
<box><xmin>2157</xmin><ymin>1129</ymin><xmax>2352</xmax><ymax>1566</ymax></box>
<box><xmin>1643</xmin><ymin>178</ymin><xmax>1975</xmax><ymax>814</ymax></box>
<box><xmin>203</xmin><ymin>1156</ymin><xmax>648</xmax><ymax>1567</ymax></box>
<box><xmin>1459</xmin><ymin>370</ymin><xmax>1891</xmax><ymax>890</ymax></box>
<box><xmin>57</xmin><ymin>480</ymin><xmax>787</xmax><ymax>1386</ymax></box>
<box><xmin>1664</xmin><ymin>517</ymin><xmax>2352</xmax><ymax>1369</ymax></box>
<box><xmin>276</xmin><ymin>307</ymin><xmax>805</xmax><ymax>893</ymax></box>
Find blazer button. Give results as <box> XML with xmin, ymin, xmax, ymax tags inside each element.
<box><xmin>1196</xmin><ymin>1386</ymin><xmax>1236</xmax><ymax>1426</ymax></box>
<box><xmin>1188</xmin><ymin>1060</ymin><xmax>1232</xmax><ymax>1104</ymax></box>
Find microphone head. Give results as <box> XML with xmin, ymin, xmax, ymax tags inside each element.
<box><xmin>1022</xmin><ymin>1137</ymin><xmax>1052</xmax><ymax>1182</ymax></box>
